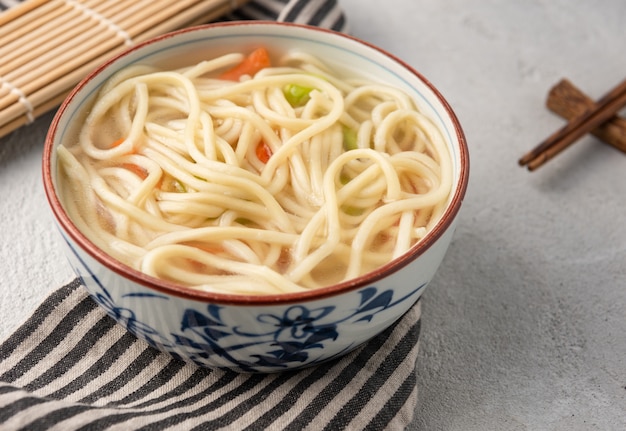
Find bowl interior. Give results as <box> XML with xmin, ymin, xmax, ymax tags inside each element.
<box><xmin>44</xmin><ymin>21</ymin><xmax>468</xmax><ymax>304</ymax></box>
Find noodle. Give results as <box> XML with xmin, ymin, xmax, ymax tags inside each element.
<box><xmin>57</xmin><ymin>48</ymin><xmax>453</xmax><ymax>295</ymax></box>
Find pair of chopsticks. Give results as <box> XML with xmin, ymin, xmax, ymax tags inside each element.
<box><xmin>519</xmin><ymin>77</ymin><xmax>626</xmax><ymax>171</ymax></box>
<box><xmin>0</xmin><ymin>0</ymin><xmax>250</xmax><ymax>139</ymax></box>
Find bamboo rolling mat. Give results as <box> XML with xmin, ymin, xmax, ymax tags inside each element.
<box><xmin>0</xmin><ymin>0</ymin><xmax>250</xmax><ymax>139</ymax></box>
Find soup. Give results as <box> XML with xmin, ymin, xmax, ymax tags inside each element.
<box><xmin>57</xmin><ymin>47</ymin><xmax>452</xmax><ymax>295</ymax></box>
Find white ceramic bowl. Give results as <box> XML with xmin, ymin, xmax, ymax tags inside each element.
<box><xmin>43</xmin><ymin>22</ymin><xmax>469</xmax><ymax>373</ymax></box>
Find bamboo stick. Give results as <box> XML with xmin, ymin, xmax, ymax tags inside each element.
<box><xmin>0</xmin><ymin>10</ymin><xmax>88</xmax><ymax>69</ymax></box>
<box><xmin>0</xmin><ymin>0</ymin><xmax>53</xmax><ymax>29</ymax></box>
<box><xmin>0</xmin><ymin>1</ymin><xmax>66</xmax><ymax>45</ymax></box>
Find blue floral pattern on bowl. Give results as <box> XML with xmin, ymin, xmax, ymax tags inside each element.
<box><xmin>172</xmin><ymin>284</ymin><xmax>423</xmax><ymax>372</ymax></box>
<box><xmin>61</xmin><ymin>231</ymin><xmax>425</xmax><ymax>372</ymax></box>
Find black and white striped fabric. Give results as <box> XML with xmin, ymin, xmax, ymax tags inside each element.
<box><xmin>229</xmin><ymin>0</ymin><xmax>348</xmax><ymax>32</ymax></box>
<box><xmin>0</xmin><ymin>1</ymin><xmax>421</xmax><ymax>429</ymax></box>
<box><xmin>0</xmin><ymin>279</ymin><xmax>421</xmax><ymax>429</ymax></box>
<box><xmin>0</xmin><ymin>0</ymin><xmax>18</xmax><ymax>11</ymax></box>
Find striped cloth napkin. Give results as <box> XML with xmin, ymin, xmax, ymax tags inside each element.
<box><xmin>0</xmin><ymin>1</ymin><xmax>422</xmax><ymax>430</ymax></box>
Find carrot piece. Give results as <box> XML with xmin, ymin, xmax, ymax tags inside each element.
<box><xmin>111</xmin><ymin>137</ymin><xmax>125</xmax><ymax>148</ymax></box>
<box><xmin>219</xmin><ymin>47</ymin><xmax>271</xmax><ymax>81</ymax></box>
<box><xmin>110</xmin><ymin>137</ymin><xmax>137</xmax><ymax>155</ymax></box>
<box><xmin>255</xmin><ymin>141</ymin><xmax>272</xmax><ymax>163</ymax></box>
<box><xmin>121</xmin><ymin>163</ymin><xmax>148</xmax><ymax>180</ymax></box>
<box><xmin>187</xmin><ymin>259</ymin><xmax>207</xmax><ymax>273</ymax></box>
<box><xmin>184</xmin><ymin>241</ymin><xmax>224</xmax><ymax>254</ymax></box>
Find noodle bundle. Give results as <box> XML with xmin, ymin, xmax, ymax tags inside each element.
<box><xmin>57</xmin><ymin>48</ymin><xmax>452</xmax><ymax>295</ymax></box>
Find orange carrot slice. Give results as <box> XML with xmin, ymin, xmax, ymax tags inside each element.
<box><xmin>255</xmin><ymin>141</ymin><xmax>272</xmax><ymax>163</ymax></box>
<box><xmin>111</xmin><ymin>137</ymin><xmax>126</xmax><ymax>148</ymax></box>
<box><xmin>219</xmin><ymin>47</ymin><xmax>271</xmax><ymax>81</ymax></box>
<box><xmin>121</xmin><ymin>163</ymin><xmax>147</xmax><ymax>180</ymax></box>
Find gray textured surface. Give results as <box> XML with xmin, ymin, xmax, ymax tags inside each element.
<box><xmin>1</xmin><ymin>1</ymin><xmax>625</xmax><ymax>430</ymax></box>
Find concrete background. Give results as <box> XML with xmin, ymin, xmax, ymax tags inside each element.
<box><xmin>1</xmin><ymin>0</ymin><xmax>625</xmax><ymax>429</ymax></box>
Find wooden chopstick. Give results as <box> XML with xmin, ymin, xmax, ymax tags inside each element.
<box><xmin>0</xmin><ymin>0</ymin><xmax>250</xmax><ymax>139</ymax></box>
<box><xmin>519</xmin><ymin>77</ymin><xmax>626</xmax><ymax>171</ymax></box>
<box><xmin>546</xmin><ymin>79</ymin><xmax>626</xmax><ymax>154</ymax></box>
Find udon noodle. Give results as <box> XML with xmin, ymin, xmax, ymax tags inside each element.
<box><xmin>57</xmin><ymin>48</ymin><xmax>453</xmax><ymax>295</ymax></box>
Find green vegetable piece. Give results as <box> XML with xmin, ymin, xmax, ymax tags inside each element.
<box><xmin>342</xmin><ymin>205</ymin><xmax>365</xmax><ymax>216</ymax></box>
<box><xmin>235</xmin><ymin>217</ymin><xmax>253</xmax><ymax>226</ymax></box>
<box><xmin>161</xmin><ymin>175</ymin><xmax>187</xmax><ymax>193</ymax></box>
<box><xmin>339</xmin><ymin>172</ymin><xmax>351</xmax><ymax>185</ymax></box>
<box><xmin>284</xmin><ymin>84</ymin><xmax>313</xmax><ymax>107</ymax></box>
<box><xmin>342</xmin><ymin>126</ymin><xmax>358</xmax><ymax>151</ymax></box>
<box><xmin>173</xmin><ymin>180</ymin><xmax>186</xmax><ymax>193</ymax></box>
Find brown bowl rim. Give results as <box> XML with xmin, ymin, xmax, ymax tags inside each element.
<box><xmin>42</xmin><ymin>21</ymin><xmax>469</xmax><ymax>306</ymax></box>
